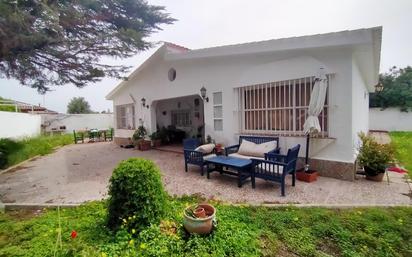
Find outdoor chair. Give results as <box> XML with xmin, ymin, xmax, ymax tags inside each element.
<box><xmin>73</xmin><ymin>130</ymin><xmax>84</xmax><ymax>144</ymax></box>
<box><xmin>251</xmin><ymin>144</ymin><xmax>300</xmax><ymax>196</ymax></box>
<box><xmin>183</xmin><ymin>138</ymin><xmax>215</xmax><ymax>176</ymax></box>
<box><xmin>104</xmin><ymin>128</ymin><xmax>114</xmax><ymax>141</ymax></box>
<box><xmin>225</xmin><ymin>135</ymin><xmax>281</xmax><ymax>156</ymax></box>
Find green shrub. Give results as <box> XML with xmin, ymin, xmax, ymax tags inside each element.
<box><xmin>357</xmin><ymin>132</ymin><xmax>395</xmax><ymax>175</ymax></box>
<box><xmin>0</xmin><ymin>134</ymin><xmax>72</xmax><ymax>169</ymax></box>
<box><xmin>132</xmin><ymin>125</ymin><xmax>147</xmax><ymax>141</ymax></box>
<box><xmin>107</xmin><ymin>158</ymin><xmax>167</xmax><ymax>231</ymax></box>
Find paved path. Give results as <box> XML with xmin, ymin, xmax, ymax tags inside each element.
<box><xmin>0</xmin><ymin>142</ymin><xmax>410</xmax><ymax>205</ymax></box>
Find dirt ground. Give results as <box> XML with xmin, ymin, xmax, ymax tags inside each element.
<box><xmin>0</xmin><ymin>142</ymin><xmax>410</xmax><ymax>205</ymax></box>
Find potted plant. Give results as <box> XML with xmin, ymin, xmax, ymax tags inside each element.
<box><xmin>215</xmin><ymin>143</ymin><xmax>224</xmax><ymax>156</ymax></box>
<box><xmin>357</xmin><ymin>132</ymin><xmax>395</xmax><ymax>181</ymax></box>
<box><xmin>296</xmin><ymin>134</ymin><xmax>319</xmax><ymax>183</ymax></box>
<box><xmin>150</xmin><ymin>131</ymin><xmax>162</xmax><ymax>148</ymax></box>
<box><xmin>206</xmin><ymin>135</ymin><xmax>212</xmax><ymax>144</ymax></box>
<box><xmin>133</xmin><ymin>126</ymin><xmax>151</xmax><ymax>151</ymax></box>
<box><xmin>183</xmin><ymin>203</ymin><xmax>216</xmax><ymax>235</ymax></box>
<box><xmin>158</xmin><ymin>126</ymin><xmax>169</xmax><ymax>145</ymax></box>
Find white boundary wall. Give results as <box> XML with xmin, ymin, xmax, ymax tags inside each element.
<box><xmin>41</xmin><ymin>113</ymin><xmax>114</xmax><ymax>132</ymax></box>
<box><xmin>369</xmin><ymin>108</ymin><xmax>412</xmax><ymax>131</ymax></box>
<box><xmin>0</xmin><ymin>111</ymin><xmax>41</xmax><ymax>139</ymax></box>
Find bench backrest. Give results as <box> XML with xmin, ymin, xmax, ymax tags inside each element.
<box><xmin>239</xmin><ymin>136</ymin><xmax>279</xmax><ymax>148</ymax></box>
<box><xmin>285</xmin><ymin>144</ymin><xmax>301</xmax><ymax>173</ymax></box>
<box><xmin>183</xmin><ymin>138</ymin><xmax>200</xmax><ymax>150</ymax></box>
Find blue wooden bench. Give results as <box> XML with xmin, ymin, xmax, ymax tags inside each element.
<box><xmin>183</xmin><ymin>138</ymin><xmax>215</xmax><ymax>176</ymax></box>
<box><xmin>225</xmin><ymin>135</ymin><xmax>280</xmax><ymax>156</ymax></box>
<box><xmin>251</xmin><ymin>144</ymin><xmax>300</xmax><ymax>196</ymax></box>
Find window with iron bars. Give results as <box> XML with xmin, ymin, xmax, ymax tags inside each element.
<box><xmin>236</xmin><ymin>76</ymin><xmax>329</xmax><ymax>137</ymax></box>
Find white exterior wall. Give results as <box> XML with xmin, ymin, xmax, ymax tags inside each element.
<box><xmin>369</xmin><ymin>108</ymin><xmax>412</xmax><ymax>131</ymax></box>
<box><xmin>112</xmin><ymin>47</ymin><xmax>358</xmax><ymax>163</ymax></box>
<box><xmin>0</xmin><ymin>111</ymin><xmax>41</xmax><ymax>139</ymax></box>
<box><xmin>351</xmin><ymin>59</ymin><xmax>370</xmax><ymax>154</ymax></box>
<box><xmin>41</xmin><ymin>114</ymin><xmax>114</xmax><ymax>132</ymax></box>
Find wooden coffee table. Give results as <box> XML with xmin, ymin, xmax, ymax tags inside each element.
<box><xmin>205</xmin><ymin>156</ymin><xmax>253</xmax><ymax>187</ymax></box>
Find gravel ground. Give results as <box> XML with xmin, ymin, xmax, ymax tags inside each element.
<box><xmin>0</xmin><ymin>142</ymin><xmax>410</xmax><ymax>205</ymax></box>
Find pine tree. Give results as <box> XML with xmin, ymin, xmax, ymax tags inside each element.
<box><xmin>0</xmin><ymin>0</ymin><xmax>175</xmax><ymax>93</ymax></box>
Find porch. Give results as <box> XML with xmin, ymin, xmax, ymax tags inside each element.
<box><xmin>152</xmin><ymin>94</ymin><xmax>205</xmax><ymax>144</ymax></box>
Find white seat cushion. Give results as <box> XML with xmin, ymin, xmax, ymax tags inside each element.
<box><xmin>195</xmin><ymin>144</ymin><xmax>215</xmax><ymax>154</ymax></box>
<box><xmin>203</xmin><ymin>154</ymin><xmax>217</xmax><ymax>160</ymax></box>
<box><xmin>237</xmin><ymin>139</ymin><xmax>277</xmax><ymax>158</ymax></box>
<box><xmin>229</xmin><ymin>153</ymin><xmax>264</xmax><ymax>160</ymax></box>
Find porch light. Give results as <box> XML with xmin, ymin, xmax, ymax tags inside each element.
<box><xmin>200</xmin><ymin>86</ymin><xmax>209</xmax><ymax>102</ymax></box>
<box><xmin>141</xmin><ymin>98</ymin><xmax>149</xmax><ymax>109</ymax></box>
<box><xmin>375</xmin><ymin>83</ymin><xmax>384</xmax><ymax>93</ymax></box>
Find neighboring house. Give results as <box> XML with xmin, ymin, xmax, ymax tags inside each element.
<box><xmin>106</xmin><ymin>27</ymin><xmax>382</xmax><ymax>181</ymax></box>
<box><xmin>0</xmin><ymin>98</ymin><xmax>57</xmax><ymax>114</ymax></box>
<box><xmin>41</xmin><ymin>113</ymin><xmax>114</xmax><ymax>133</ymax></box>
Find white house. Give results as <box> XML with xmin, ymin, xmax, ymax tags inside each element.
<box><xmin>106</xmin><ymin>27</ymin><xmax>382</xmax><ymax>181</ymax></box>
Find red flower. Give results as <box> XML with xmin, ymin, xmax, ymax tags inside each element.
<box><xmin>71</xmin><ymin>230</ymin><xmax>77</xmax><ymax>239</ymax></box>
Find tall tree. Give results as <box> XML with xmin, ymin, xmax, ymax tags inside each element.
<box><xmin>0</xmin><ymin>0</ymin><xmax>175</xmax><ymax>93</ymax></box>
<box><xmin>67</xmin><ymin>97</ymin><xmax>92</xmax><ymax>114</ymax></box>
<box><xmin>370</xmin><ymin>66</ymin><xmax>412</xmax><ymax>112</ymax></box>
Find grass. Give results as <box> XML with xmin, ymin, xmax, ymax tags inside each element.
<box><xmin>389</xmin><ymin>131</ymin><xmax>412</xmax><ymax>177</ymax></box>
<box><xmin>0</xmin><ymin>198</ymin><xmax>411</xmax><ymax>257</ymax></box>
<box><xmin>0</xmin><ymin>134</ymin><xmax>73</xmax><ymax>169</ymax></box>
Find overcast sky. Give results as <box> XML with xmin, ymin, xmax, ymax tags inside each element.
<box><xmin>1</xmin><ymin>0</ymin><xmax>411</xmax><ymax>113</ymax></box>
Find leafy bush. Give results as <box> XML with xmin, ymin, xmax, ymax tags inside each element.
<box><xmin>0</xmin><ymin>134</ymin><xmax>72</xmax><ymax>169</ymax></box>
<box><xmin>107</xmin><ymin>158</ymin><xmax>167</xmax><ymax>231</ymax></box>
<box><xmin>357</xmin><ymin>132</ymin><xmax>395</xmax><ymax>175</ymax></box>
<box><xmin>132</xmin><ymin>126</ymin><xmax>147</xmax><ymax>141</ymax></box>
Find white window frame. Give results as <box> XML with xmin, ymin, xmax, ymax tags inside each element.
<box><xmin>171</xmin><ymin>109</ymin><xmax>191</xmax><ymax>128</ymax></box>
<box><xmin>213</xmin><ymin>92</ymin><xmax>223</xmax><ymax>131</ymax></box>
<box><xmin>116</xmin><ymin>104</ymin><xmax>135</xmax><ymax>130</ymax></box>
<box><xmin>237</xmin><ymin>76</ymin><xmax>329</xmax><ymax>137</ymax></box>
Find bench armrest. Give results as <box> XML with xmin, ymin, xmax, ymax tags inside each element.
<box><xmin>268</xmin><ymin>147</ymin><xmax>281</xmax><ymax>155</ymax></box>
<box><xmin>225</xmin><ymin>144</ymin><xmax>240</xmax><ymax>156</ymax></box>
<box><xmin>183</xmin><ymin>149</ymin><xmax>204</xmax><ymax>163</ymax></box>
<box><xmin>265</xmin><ymin>152</ymin><xmax>286</xmax><ymax>162</ymax></box>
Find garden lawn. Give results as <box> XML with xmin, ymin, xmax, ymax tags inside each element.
<box><xmin>0</xmin><ymin>198</ymin><xmax>411</xmax><ymax>257</ymax></box>
<box><xmin>390</xmin><ymin>131</ymin><xmax>412</xmax><ymax>177</ymax></box>
<box><xmin>0</xmin><ymin>134</ymin><xmax>73</xmax><ymax>169</ymax></box>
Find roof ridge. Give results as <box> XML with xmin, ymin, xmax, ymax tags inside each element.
<box><xmin>189</xmin><ymin>26</ymin><xmax>382</xmax><ymax>53</ymax></box>
<box><xmin>162</xmin><ymin>41</ymin><xmax>190</xmax><ymax>51</ymax></box>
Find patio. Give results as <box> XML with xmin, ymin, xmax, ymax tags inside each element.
<box><xmin>0</xmin><ymin>142</ymin><xmax>410</xmax><ymax>205</ymax></box>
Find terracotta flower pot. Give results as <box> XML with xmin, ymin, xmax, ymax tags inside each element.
<box><xmin>365</xmin><ymin>172</ymin><xmax>385</xmax><ymax>182</ymax></box>
<box><xmin>364</xmin><ymin>167</ymin><xmax>385</xmax><ymax>182</ymax></box>
<box><xmin>194</xmin><ymin>207</ymin><xmax>206</xmax><ymax>218</ymax></box>
<box><xmin>296</xmin><ymin>169</ymin><xmax>318</xmax><ymax>183</ymax></box>
<box><xmin>139</xmin><ymin>140</ymin><xmax>152</xmax><ymax>151</ymax></box>
<box><xmin>184</xmin><ymin>204</ymin><xmax>215</xmax><ymax>235</ymax></box>
<box><xmin>152</xmin><ymin>139</ymin><xmax>162</xmax><ymax>148</ymax></box>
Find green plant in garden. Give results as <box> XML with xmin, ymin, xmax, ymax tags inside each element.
<box><xmin>390</xmin><ymin>131</ymin><xmax>412</xmax><ymax>177</ymax></box>
<box><xmin>107</xmin><ymin>158</ymin><xmax>167</xmax><ymax>231</ymax></box>
<box><xmin>0</xmin><ymin>96</ymin><xmax>18</xmax><ymax>112</ymax></box>
<box><xmin>149</xmin><ymin>131</ymin><xmax>161</xmax><ymax>140</ymax></box>
<box><xmin>357</xmin><ymin>132</ymin><xmax>395</xmax><ymax>176</ymax></box>
<box><xmin>0</xmin><ymin>134</ymin><xmax>72</xmax><ymax>169</ymax></box>
<box><xmin>132</xmin><ymin>125</ymin><xmax>148</xmax><ymax>141</ymax></box>
<box><xmin>1</xmin><ymin>199</ymin><xmax>412</xmax><ymax>257</ymax></box>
